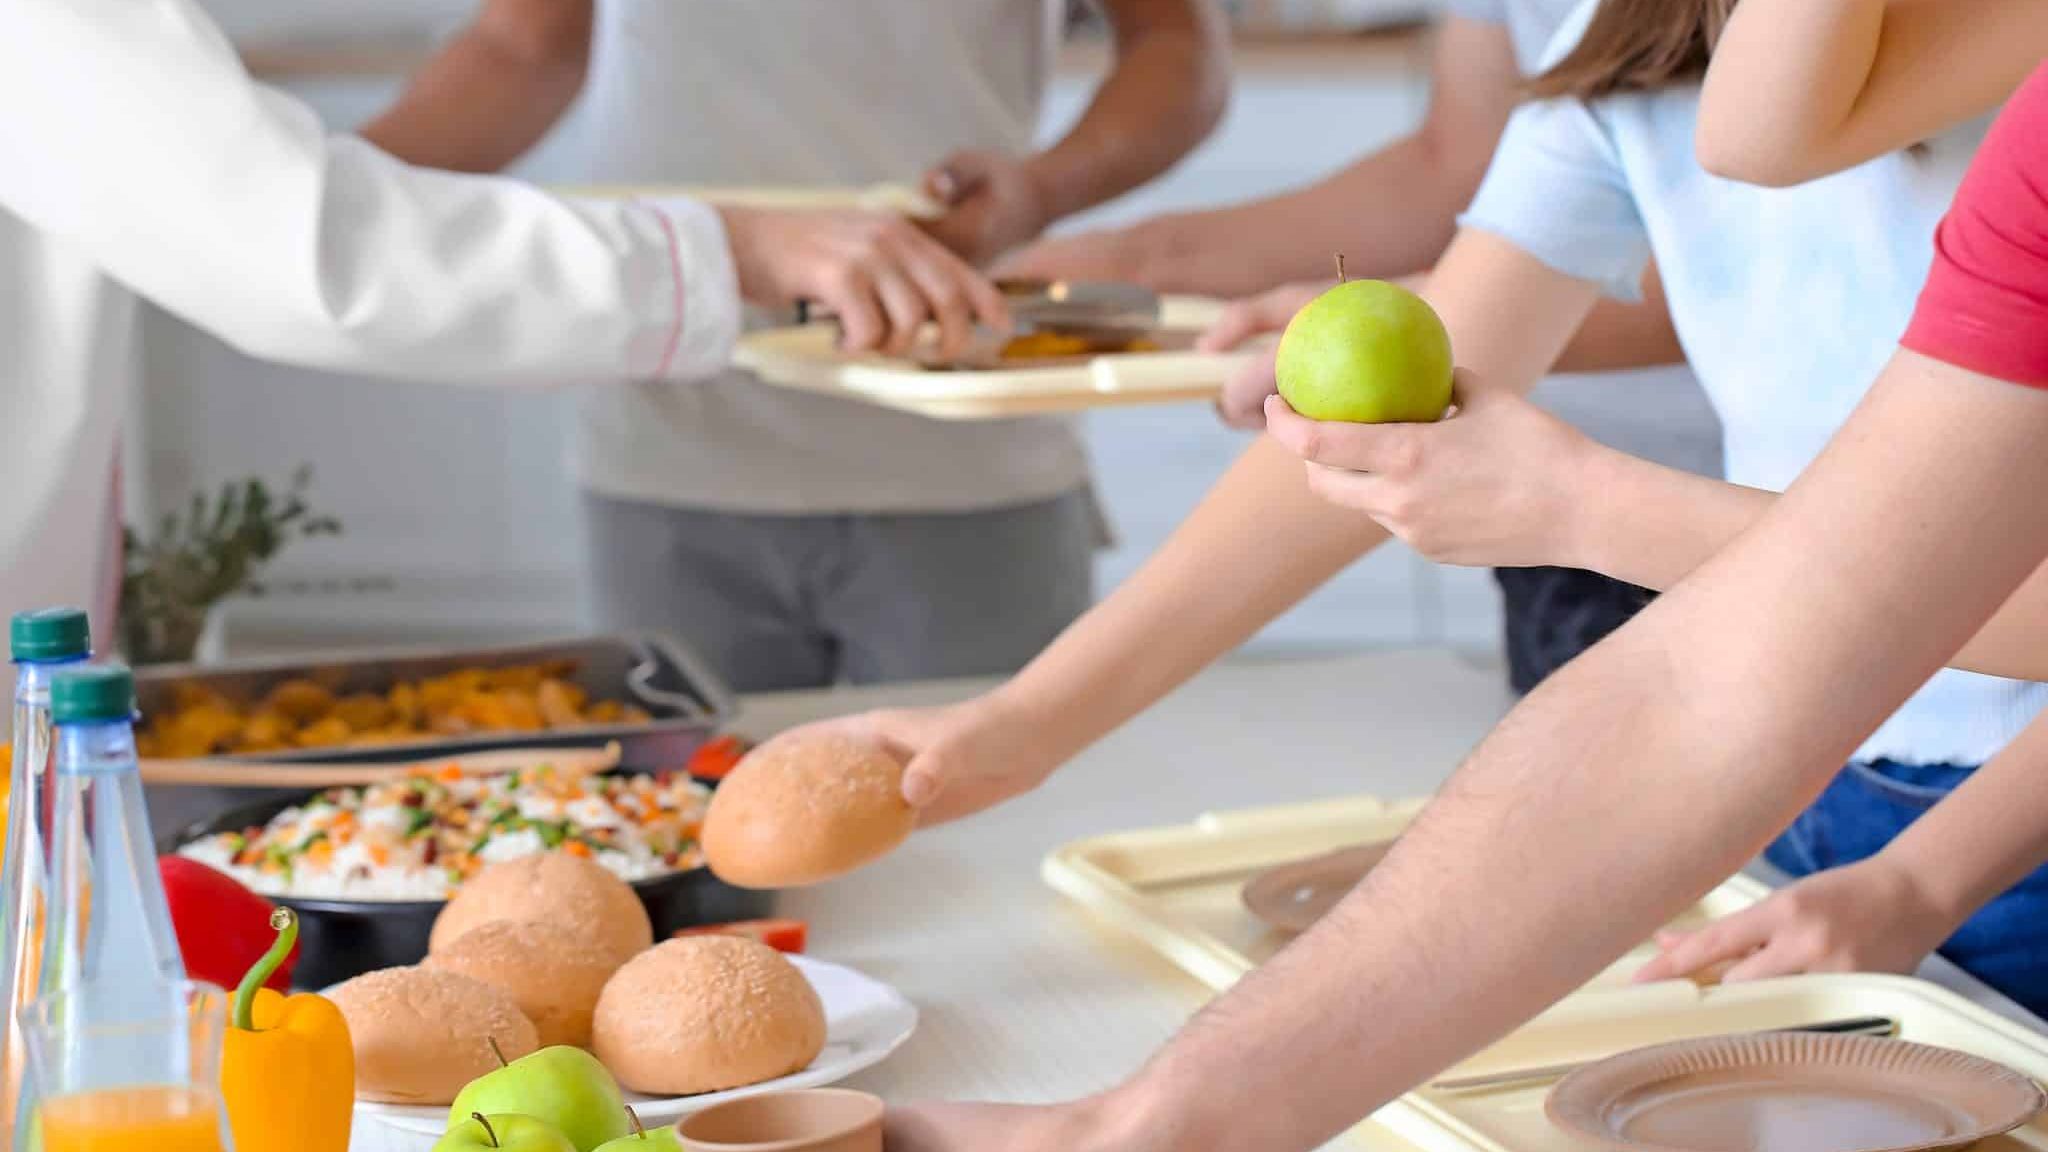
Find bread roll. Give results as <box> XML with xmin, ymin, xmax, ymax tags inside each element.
<box><xmin>424</xmin><ymin>920</ymin><xmax>622</xmax><ymax>1048</ymax></box>
<box><xmin>702</xmin><ymin>731</ymin><xmax>913</xmax><ymax>888</ymax></box>
<box><xmin>592</xmin><ymin>936</ymin><xmax>826</xmax><ymax>1096</ymax></box>
<box><xmin>328</xmin><ymin>966</ymin><xmax>539</xmax><ymax>1104</ymax></box>
<box><xmin>429</xmin><ymin>850</ymin><xmax>653</xmax><ymax>961</ymax></box>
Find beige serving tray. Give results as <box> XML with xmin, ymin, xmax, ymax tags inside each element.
<box><xmin>1041</xmin><ymin>793</ymin><xmax>1771</xmax><ymax>995</ymax></box>
<box><xmin>734</xmin><ymin>297</ymin><xmax>1255</xmax><ymax>420</ymax></box>
<box><xmin>558</xmin><ymin>182</ymin><xmax>944</xmax><ymax>218</ymax></box>
<box><xmin>1390</xmin><ymin>974</ymin><xmax>2048</xmax><ymax>1152</ymax></box>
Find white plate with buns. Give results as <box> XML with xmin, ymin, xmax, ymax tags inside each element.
<box><xmin>353</xmin><ymin>954</ymin><xmax>918</xmax><ymax>1136</ymax></box>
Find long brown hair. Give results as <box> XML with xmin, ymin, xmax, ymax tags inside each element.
<box><xmin>1528</xmin><ymin>0</ymin><xmax>1737</xmax><ymax>101</ymax></box>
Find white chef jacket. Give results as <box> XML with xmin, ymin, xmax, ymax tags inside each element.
<box><xmin>0</xmin><ymin>0</ymin><xmax>743</xmax><ymax>639</ymax></box>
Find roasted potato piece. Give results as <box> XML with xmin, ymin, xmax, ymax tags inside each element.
<box><xmin>231</xmin><ymin>710</ymin><xmax>297</xmax><ymax>753</ymax></box>
<box><xmin>330</xmin><ymin>693</ymin><xmax>395</xmax><ymax>733</ymax></box>
<box><xmin>292</xmin><ymin>716</ymin><xmax>352</xmax><ymax>748</ymax></box>
<box><xmin>536</xmin><ymin>679</ymin><xmax>588</xmax><ymax>728</ymax></box>
<box><xmin>264</xmin><ymin>679</ymin><xmax>335</xmax><ymax>724</ymax></box>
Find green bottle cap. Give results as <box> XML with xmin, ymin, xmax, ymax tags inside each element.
<box><xmin>10</xmin><ymin>608</ymin><xmax>90</xmax><ymax>662</ymax></box>
<box><xmin>50</xmin><ymin>664</ymin><xmax>135</xmax><ymax>725</ymax></box>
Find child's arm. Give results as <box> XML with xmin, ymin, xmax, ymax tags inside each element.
<box><xmin>1697</xmin><ymin>0</ymin><xmax>2048</xmax><ymax>187</ymax></box>
<box><xmin>1638</xmin><ymin>710</ymin><xmax>2048</xmax><ymax>984</ymax></box>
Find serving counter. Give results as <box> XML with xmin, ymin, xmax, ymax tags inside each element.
<box><xmin>349</xmin><ymin>647</ymin><xmax>2046</xmax><ymax>1151</ymax></box>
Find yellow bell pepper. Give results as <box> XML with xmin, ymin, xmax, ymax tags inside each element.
<box><xmin>222</xmin><ymin>909</ymin><xmax>354</xmax><ymax>1152</ymax></box>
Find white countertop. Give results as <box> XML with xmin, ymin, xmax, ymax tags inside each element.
<box><xmin>351</xmin><ymin>647</ymin><xmax>2042</xmax><ymax>1151</ymax></box>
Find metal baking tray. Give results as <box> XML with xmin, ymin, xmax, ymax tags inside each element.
<box><xmin>135</xmin><ymin>632</ymin><xmax>736</xmax><ymax>836</ymax></box>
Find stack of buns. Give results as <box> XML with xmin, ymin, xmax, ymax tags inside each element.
<box><xmin>333</xmin><ymin>727</ymin><xmax>914</xmax><ymax>1106</ymax></box>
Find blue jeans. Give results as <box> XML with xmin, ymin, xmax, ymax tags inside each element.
<box><xmin>1767</xmin><ymin>760</ymin><xmax>2048</xmax><ymax>1018</ymax></box>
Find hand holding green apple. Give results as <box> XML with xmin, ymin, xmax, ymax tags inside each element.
<box><xmin>436</xmin><ymin>1114</ymin><xmax>577</xmax><ymax>1152</ymax></box>
<box><xmin>1275</xmin><ymin>257</ymin><xmax>1453</xmax><ymax>425</ymax></box>
<box><xmin>450</xmin><ymin>1041</ymin><xmax>632</xmax><ymax>1152</ymax></box>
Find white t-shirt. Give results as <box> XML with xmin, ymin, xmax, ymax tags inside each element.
<box><xmin>1460</xmin><ymin>2</ymin><xmax>2041</xmax><ymax>766</ymax></box>
<box><xmin>572</xmin><ymin>0</ymin><xmax>1095</xmax><ymax>516</ymax></box>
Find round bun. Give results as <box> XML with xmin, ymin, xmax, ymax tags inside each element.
<box><xmin>702</xmin><ymin>731</ymin><xmax>913</xmax><ymax>888</ymax></box>
<box><xmin>424</xmin><ymin>920</ymin><xmax>623</xmax><ymax>1048</ymax></box>
<box><xmin>592</xmin><ymin>936</ymin><xmax>826</xmax><ymax>1095</ymax></box>
<box><xmin>430</xmin><ymin>850</ymin><xmax>653</xmax><ymax>962</ymax></box>
<box><xmin>328</xmin><ymin>966</ymin><xmax>539</xmax><ymax>1104</ymax></box>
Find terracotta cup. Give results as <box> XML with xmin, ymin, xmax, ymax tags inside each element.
<box><xmin>677</xmin><ymin>1089</ymin><xmax>885</xmax><ymax>1152</ymax></box>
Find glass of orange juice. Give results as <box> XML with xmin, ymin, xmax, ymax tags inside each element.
<box><xmin>21</xmin><ymin>979</ymin><xmax>232</xmax><ymax>1152</ymax></box>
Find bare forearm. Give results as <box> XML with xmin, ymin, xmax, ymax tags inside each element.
<box><xmin>1551</xmin><ymin>264</ymin><xmax>1683</xmax><ymax>372</ymax></box>
<box><xmin>361</xmin><ymin>3</ymin><xmax>589</xmax><ymax>172</ymax></box>
<box><xmin>997</xmin><ymin>435</ymin><xmax>1389</xmax><ymax>763</ymax></box>
<box><xmin>1572</xmin><ymin>450</ymin><xmax>1774</xmax><ymax>591</ymax></box>
<box><xmin>1881</xmin><ymin>712</ymin><xmax>2048</xmax><ymax>931</ymax></box>
<box><xmin>1030</xmin><ymin>5</ymin><xmax>1229</xmax><ymax>223</ymax></box>
<box><xmin>1117</xmin><ymin>354</ymin><xmax>2048</xmax><ymax>1152</ymax></box>
<box><xmin>1108</xmin><ymin>135</ymin><xmax>1482</xmax><ymax>295</ymax></box>
<box><xmin>1577</xmin><ymin>448</ymin><xmax>2048</xmax><ymax>681</ymax></box>
<box><xmin>1699</xmin><ymin>0</ymin><xmax>2046</xmax><ymax>186</ymax></box>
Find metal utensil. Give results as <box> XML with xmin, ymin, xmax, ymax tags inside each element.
<box><xmin>795</xmin><ymin>279</ymin><xmax>1165</xmax><ymax>333</ymax></box>
<box><xmin>1428</xmin><ymin>1015</ymin><xmax>1900</xmax><ymax>1094</ymax></box>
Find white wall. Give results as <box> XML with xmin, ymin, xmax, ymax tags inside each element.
<box><xmin>141</xmin><ymin>14</ymin><xmax>1506</xmax><ymax>659</ymax></box>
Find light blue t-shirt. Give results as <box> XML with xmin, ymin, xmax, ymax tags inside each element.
<box><xmin>1460</xmin><ymin>3</ymin><xmax>2040</xmax><ymax>767</ymax></box>
<box><xmin>1441</xmin><ymin>0</ymin><xmax>1591</xmax><ymax>74</ymax></box>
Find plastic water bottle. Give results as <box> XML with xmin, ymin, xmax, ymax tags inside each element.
<box><xmin>0</xmin><ymin>609</ymin><xmax>91</xmax><ymax>1152</ymax></box>
<box><xmin>18</xmin><ymin>664</ymin><xmax>184</xmax><ymax>1151</ymax></box>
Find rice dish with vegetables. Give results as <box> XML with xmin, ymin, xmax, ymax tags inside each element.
<box><xmin>177</xmin><ymin>764</ymin><xmax>711</xmax><ymax>902</ymax></box>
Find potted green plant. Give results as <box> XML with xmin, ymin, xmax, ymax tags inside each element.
<box><xmin>119</xmin><ymin>468</ymin><xmax>341</xmax><ymax>666</ymax></box>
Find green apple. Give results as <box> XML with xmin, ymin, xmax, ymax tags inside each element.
<box><xmin>1275</xmin><ymin>276</ymin><xmax>1453</xmax><ymax>424</ymax></box>
<box><xmin>450</xmin><ymin>1045</ymin><xmax>631</xmax><ymax>1152</ymax></box>
<box><xmin>436</xmin><ymin>1114</ymin><xmax>577</xmax><ymax>1152</ymax></box>
<box><xmin>591</xmin><ymin>1108</ymin><xmax>685</xmax><ymax>1152</ymax></box>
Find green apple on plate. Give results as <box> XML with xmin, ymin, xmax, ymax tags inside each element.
<box><xmin>591</xmin><ymin>1108</ymin><xmax>685</xmax><ymax>1152</ymax></box>
<box><xmin>450</xmin><ymin>1045</ymin><xmax>631</xmax><ymax>1152</ymax></box>
<box><xmin>435</xmin><ymin>1114</ymin><xmax>577</xmax><ymax>1152</ymax></box>
<box><xmin>1275</xmin><ymin>263</ymin><xmax>1453</xmax><ymax>424</ymax></box>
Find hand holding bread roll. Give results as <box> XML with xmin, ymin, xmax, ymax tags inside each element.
<box><xmin>701</xmin><ymin>731</ymin><xmax>915</xmax><ymax>888</ymax></box>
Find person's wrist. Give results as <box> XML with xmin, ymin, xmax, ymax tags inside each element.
<box><xmin>1017</xmin><ymin>153</ymin><xmax>1077</xmax><ymax>236</ymax></box>
<box><xmin>712</xmin><ymin>205</ymin><xmax>767</xmax><ymax>301</ymax></box>
<box><xmin>977</xmin><ymin>674</ymin><xmax>1093</xmax><ymax>779</ymax></box>
<box><xmin>1863</xmin><ymin>846</ymin><xmax>1972</xmax><ymax>942</ymax></box>
<box><xmin>1082</xmin><ymin>1069</ymin><xmax>1224</xmax><ymax>1152</ymax></box>
<box><xmin>1553</xmin><ymin>432</ymin><xmax>1628</xmax><ymax>573</ymax></box>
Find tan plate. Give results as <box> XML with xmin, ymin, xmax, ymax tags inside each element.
<box><xmin>1546</xmin><ymin>1032</ymin><xmax>2048</xmax><ymax>1152</ymax></box>
<box><xmin>1240</xmin><ymin>840</ymin><xmax>1398</xmax><ymax>934</ymax></box>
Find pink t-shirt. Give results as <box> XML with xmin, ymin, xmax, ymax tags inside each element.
<box><xmin>1902</xmin><ymin>63</ymin><xmax>2048</xmax><ymax>387</ymax></box>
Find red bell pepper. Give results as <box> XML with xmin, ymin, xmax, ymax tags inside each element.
<box><xmin>160</xmin><ymin>856</ymin><xmax>300</xmax><ymax>992</ymax></box>
<box><xmin>686</xmin><ymin>734</ymin><xmax>749</xmax><ymax>781</ymax></box>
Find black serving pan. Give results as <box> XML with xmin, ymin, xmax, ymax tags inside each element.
<box><xmin>137</xmin><ymin>632</ymin><xmax>736</xmax><ymax>840</ymax></box>
<box><xmin>163</xmin><ymin>782</ymin><xmax>774</xmax><ymax>990</ymax></box>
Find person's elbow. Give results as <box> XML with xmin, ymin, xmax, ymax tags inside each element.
<box><xmin>478</xmin><ymin>0</ymin><xmax>594</xmax><ymax>84</ymax></box>
<box><xmin>1693</xmin><ymin>114</ymin><xmax>1822</xmax><ymax>189</ymax></box>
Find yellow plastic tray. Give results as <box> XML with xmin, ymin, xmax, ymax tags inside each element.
<box><xmin>734</xmin><ymin>297</ymin><xmax>1253</xmax><ymax>419</ymax></box>
<box><xmin>1041</xmin><ymin>793</ymin><xmax>1771</xmax><ymax>995</ymax></box>
<box><xmin>1389</xmin><ymin>974</ymin><xmax>2048</xmax><ymax>1152</ymax></box>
